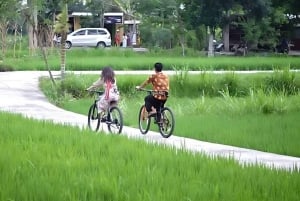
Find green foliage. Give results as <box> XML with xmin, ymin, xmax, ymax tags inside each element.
<box><xmin>152</xmin><ymin>27</ymin><xmax>174</xmax><ymax>49</ymax></box>
<box><xmin>59</xmin><ymin>73</ymin><xmax>91</xmax><ymax>98</ymax></box>
<box><xmin>0</xmin><ymin>63</ymin><xmax>14</xmax><ymax>72</ymax></box>
<box><xmin>217</xmin><ymin>72</ymin><xmax>240</xmax><ymax>96</ymax></box>
<box><xmin>3</xmin><ymin>48</ymin><xmax>300</xmax><ymax>71</ymax></box>
<box><xmin>39</xmin><ymin>74</ymin><xmax>94</xmax><ymax>105</ymax></box>
<box><xmin>264</xmin><ymin>68</ymin><xmax>298</xmax><ymax>95</ymax></box>
<box><xmin>54</xmin><ymin>6</ymin><xmax>69</xmax><ymax>34</ymax></box>
<box><xmin>2</xmin><ymin>112</ymin><xmax>300</xmax><ymax>201</ymax></box>
<box><xmin>39</xmin><ymin>72</ymin><xmax>300</xmax><ymax>156</ymax></box>
<box><xmin>186</xmin><ymin>26</ymin><xmax>207</xmax><ymax>50</ymax></box>
<box><xmin>41</xmin><ymin>71</ymin><xmax>300</xmax><ymax>107</ymax></box>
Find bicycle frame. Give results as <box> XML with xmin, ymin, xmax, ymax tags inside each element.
<box><xmin>136</xmin><ymin>87</ymin><xmax>175</xmax><ymax>138</ymax></box>
<box><xmin>87</xmin><ymin>90</ymin><xmax>123</xmax><ymax>134</ymax></box>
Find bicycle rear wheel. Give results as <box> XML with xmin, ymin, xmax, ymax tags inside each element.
<box><xmin>138</xmin><ymin>105</ymin><xmax>151</xmax><ymax>134</ymax></box>
<box><xmin>159</xmin><ymin>107</ymin><xmax>175</xmax><ymax>138</ymax></box>
<box><xmin>107</xmin><ymin>106</ymin><xmax>123</xmax><ymax>134</ymax></box>
<box><xmin>88</xmin><ymin>103</ymin><xmax>101</xmax><ymax>131</ymax></box>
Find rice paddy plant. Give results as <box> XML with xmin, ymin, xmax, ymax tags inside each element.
<box><xmin>3</xmin><ymin>49</ymin><xmax>300</xmax><ymax>71</ymax></box>
<box><xmin>39</xmin><ymin>73</ymin><xmax>300</xmax><ymax>156</ymax></box>
<box><xmin>1</xmin><ymin>112</ymin><xmax>300</xmax><ymax>201</ymax></box>
<box><xmin>246</xmin><ymin>89</ymin><xmax>295</xmax><ymax>114</ymax></box>
<box><xmin>173</xmin><ymin>65</ymin><xmax>190</xmax><ymax>86</ymax></box>
<box><xmin>264</xmin><ymin>68</ymin><xmax>299</xmax><ymax>95</ymax></box>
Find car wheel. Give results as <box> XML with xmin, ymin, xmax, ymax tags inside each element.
<box><xmin>65</xmin><ymin>41</ymin><xmax>72</xmax><ymax>49</ymax></box>
<box><xmin>96</xmin><ymin>42</ymin><xmax>106</xmax><ymax>48</ymax></box>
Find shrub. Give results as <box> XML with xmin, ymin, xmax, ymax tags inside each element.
<box><xmin>0</xmin><ymin>63</ymin><xmax>14</xmax><ymax>72</ymax></box>
<box><xmin>264</xmin><ymin>68</ymin><xmax>299</xmax><ymax>95</ymax></box>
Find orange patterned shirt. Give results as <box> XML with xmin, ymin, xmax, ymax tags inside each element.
<box><xmin>143</xmin><ymin>72</ymin><xmax>169</xmax><ymax>100</ymax></box>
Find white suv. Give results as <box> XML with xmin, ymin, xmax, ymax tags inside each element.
<box><xmin>65</xmin><ymin>28</ymin><xmax>111</xmax><ymax>49</ymax></box>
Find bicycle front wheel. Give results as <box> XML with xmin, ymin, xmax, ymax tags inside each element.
<box><xmin>159</xmin><ymin>107</ymin><xmax>175</xmax><ymax>138</ymax></box>
<box><xmin>107</xmin><ymin>106</ymin><xmax>123</xmax><ymax>134</ymax></box>
<box><xmin>138</xmin><ymin>105</ymin><xmax>151</xmax><ymax>134</ymax></box>
<box><xmin>88</xmin><ymin>103</ymin><xmax>101</xmax><ymax>131</ymax></box>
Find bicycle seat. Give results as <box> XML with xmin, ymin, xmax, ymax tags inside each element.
<box><xmin>109</xmin><ymin>100</ymin><xmax>118</xmax><ymax>106</ymax></box>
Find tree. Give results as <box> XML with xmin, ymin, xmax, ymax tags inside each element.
<box><xmin>238</xmin><ymin>0</ymin><xmax>287</xmax><ymax>50</ymax></box>
<box><xmin>271</xmin><ymin>0</ymin><xmax>300</xmax><ymax>39</ymax></box>
<box><xmin>181</xmin><ymin>0</ymin><xmax>227</xmax><ymax>55</ymax></box>
<box><xmin>25</xmin><ymin>0</ymin><xmax>40</xmax><ymax>55</ymax></box>
<box><xmin>0</xmin><ymin>0</ymin><xmax>20</xmax><ymax>58</ymax></box>
<box><xmin>54</xmin><ymin>1</ymin><xmax>69</xmax><ymax>79</ymax></box>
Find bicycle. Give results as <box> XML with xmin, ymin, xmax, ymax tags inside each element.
<box><xmin>136</xmin><ymin>87</ymin><xmax>175</xmax><ymax>138</ymax></box>
<box><xmin>87</xmin><ymin>90</ymin><xmax>123</xmax><ymax>134</ymax></box>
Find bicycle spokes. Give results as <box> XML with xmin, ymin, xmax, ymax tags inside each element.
<box><xmin>88</xmin><ymin>104</ymin><xmax>100</xmax><ymax>131</ymax></box>
<box><xmin>107</xmin><ymin>107</ymin><xmax>123</xmax><ymax>134</ymax></box>
<box><xmin>158</xmin><ymin>108</ymin><xmax>174</xmax><ymax>138</ymax></box>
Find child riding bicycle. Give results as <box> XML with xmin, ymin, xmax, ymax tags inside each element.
<box><xmin>136</xmin><ymin>62</ymin><xmax>169</xmax><ymax>118</ymax></box>
<box><xmin>86</xmin><ymin>66</ymin><xmax>120</xmax><ymax>114</ymax></box>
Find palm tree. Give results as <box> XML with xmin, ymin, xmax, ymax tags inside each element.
<box><xmin>54</xmin><ymin>2</ymin><xmax>69</xmax><ymax>79</ymax></box>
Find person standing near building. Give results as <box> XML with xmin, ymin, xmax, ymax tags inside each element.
<box><xmin>114</xmin><ymin>29</ymin><xmax>121</xmax><ymax>47</ymax></box>
<box><xmin>126</xmin><ymin>31</ymin><xmax>131</xmax><ymax>47</ymax></box>
<box><xmin>122</xmin><ymin>33</ymin><xmax>127</xmax><ymax>48</ymax></box>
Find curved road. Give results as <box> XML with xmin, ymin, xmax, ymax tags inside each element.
<box><xmin>1</xmin><ymin>71</ymin><xmax>300</xmax><ymax>171</ymax></box>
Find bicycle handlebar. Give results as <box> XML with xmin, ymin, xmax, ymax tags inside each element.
<box><xmin>135</xmin><ymin>86</ymin><xmax>169</xmax><ymax>96</ymax></box>
<box><xmin>86</xmin><ymin>89</ymin><xmax>104</xmax><ymax>96</ymax></box>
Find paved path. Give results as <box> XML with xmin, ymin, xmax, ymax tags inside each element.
<box><xmin>1</xmin><ymin>71</ymin><xmax>300</xmax><ymax>171</ymax></box>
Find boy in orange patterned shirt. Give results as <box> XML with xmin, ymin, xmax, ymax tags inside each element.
<box><xmin>136</xmin><ymin>62</ymin><xmax>169</xmax><ymax>115</ymax></box>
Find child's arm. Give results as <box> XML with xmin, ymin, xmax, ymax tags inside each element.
<box><xmin>86</xmin><ymin>78</ymin><xmax>104</xmax><ymax>90</ymax></box>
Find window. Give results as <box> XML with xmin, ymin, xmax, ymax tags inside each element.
<box><xmin>88</xmin><ymin>30</ymin><xmax>98</xmax><ymax>35</ymax></box>
<box><xmin>74</xmin><ymin>30</ymin><xmax>86</xmax><ymax>36</ymax></box>
<box><xmin>98</xmin><ymin>30</ymin><xmax>107</xmax><ymax>35</ymax></box>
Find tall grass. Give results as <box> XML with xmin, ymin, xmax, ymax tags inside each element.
<box><xmin>1</xmin><ymin>112</ymin><xmax>300</xmax><ymax>201</ymax></box>
<box><xmin>59</xmin><ymin>94</ymin><xmax>300</xmax><ymax>157</ymax></box>
<box><xmin>2</xmin><ymin>48</ymin><xmax>300</xmax><ymax>71</ymax></box>
<box><xmin>39</xmin><ymin>72</ymin><xmax>300</xmax><ymax>157</ymax></box>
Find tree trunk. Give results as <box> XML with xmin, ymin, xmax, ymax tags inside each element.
<box><xmin>59</xmin><ymin>3</ymin><xmax>69</xmax><ymax>80</ymax></box>
<box><xmin>207</xmin><ymin>27</ymin><xmax>214</xmax><ymax>57</ymax></box>
<box><xmin>13</xmin><ymin>23</ymin><xmax>19</xmax><ymax>58</ymax></box>
<box><xmin>0</xmin><ymin>21</ymin><xmax>8</xmax><ymax>58</ymax></box>
<box><xmin>27</xmin><ymin>0</ymin><xmax>38</xmax><ymax>55</ymax></box>
<box><xmin>223</xmin><ymin>23</ymin><xmax>230</xmax><ymax>52</ymax></box>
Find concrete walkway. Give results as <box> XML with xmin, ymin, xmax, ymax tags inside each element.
<box><xmin>1</xmin><ymin>71</ymin><xmax>300</xmax><ymax>171</ymax></box>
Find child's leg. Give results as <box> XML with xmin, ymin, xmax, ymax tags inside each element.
<box><xmin>97</xmin><ymin>96</ymin><xmax>108</xmax><ymax>114</ymax></box>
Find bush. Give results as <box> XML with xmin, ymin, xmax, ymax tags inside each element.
<box><xmin>0</xmin><ymin>63</ymin><xmax>14</xmax><ymax>72</ymax></box>
<box><xmin>264</xmin><ymin>69</ymin><xmax>299</xmax><ymax>95</ymax></box>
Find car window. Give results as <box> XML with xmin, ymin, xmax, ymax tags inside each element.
<box><xmin>98</xmin><ymin>30</ymin><xmax>108</xmax><ymax>35</ymax></box>
<box><xmin>74</xmin><ymin>30</ymin><xmax>86</xmax><ymax>36</ymax></box>
<box><xmin>88</xmin><ymin>30</ymin><xmax>98</xmax><ymax>35</ymax></box>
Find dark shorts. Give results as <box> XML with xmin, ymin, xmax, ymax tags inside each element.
<box><xmin>144</xmin><ymin>95</ymin><xmax>166</xmax><ymax>112</ymax></box>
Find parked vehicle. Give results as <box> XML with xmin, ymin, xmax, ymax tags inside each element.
<box><xmin>275</xmin><ymin>38</ymin><xmax>290</xmax><ymax>54</ymax></box>
<box><xmin>57</xmin><ymin>28</ymin><xmax>112</xmax><ymax>49</ymax></box>
<box><xmin>213</xmin><ymin>40</ymin><xmax>224</xmax><ymax>52</ymax></box>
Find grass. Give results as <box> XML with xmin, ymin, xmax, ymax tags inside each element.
<box><xmin>2</xmin><ymin>49</ymin><xmax>300</xmax><ymax>200</ymax></box>
<box><xmin>1</xmin><ymin>111</ymin><xmax>300</xmax><ymax>201</ymax></box>
<box><xmin>59</xmin><ymin>94</ymin><xmax>300</xmax><ymax>157</ymax></box>
<box><xmin>39</xmin><ymin>71</ymin><xmax>300</xmax><ymax>157</ymax></box>
<box><xmin>2</xmin><ymin>48</ymin><xmax>300</xmax><ymax>71</ymax></box>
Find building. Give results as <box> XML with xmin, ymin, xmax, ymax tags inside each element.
<box><xmin>67</xmin><ymin>11</ymin><xmax>141</xmax><ymax>47</ymax></box>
